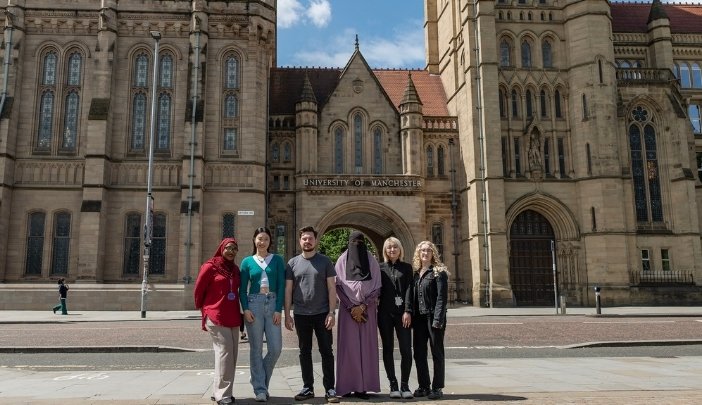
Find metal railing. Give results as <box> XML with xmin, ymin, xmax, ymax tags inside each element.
<box><xmin>629</xmin><ymin>270</ymin><xmax>695</xmax><ymax>286</ymax></box>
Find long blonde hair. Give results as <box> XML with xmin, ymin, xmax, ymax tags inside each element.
<box><xmin>411</xmin><ymin>241</ymin><xmax>448</xmax><ymax>275</ymax></box>
<box><xmin>382</xmin><ymin>237</ymin><xmax>404</xmax><ymax>262</ymax></box>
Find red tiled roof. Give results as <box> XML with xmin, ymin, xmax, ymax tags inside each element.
<box><xmin>269</xmin><ymin>67</ymin><xmax>450</xmax><ymax>117</ymax></box>
<box><xmin>611</xmin><ymin>2</ymin><xmax>702</xmax><ymax>33</ymax></box>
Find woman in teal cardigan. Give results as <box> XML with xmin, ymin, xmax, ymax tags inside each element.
<box><xmin>239</xmin><ymin>227</ymin><xmax>286</xmax><ymax>402</ymax></box>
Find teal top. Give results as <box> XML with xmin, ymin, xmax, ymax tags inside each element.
<box><xmin>239</xmin><ymin>253</ymin><xmax>286</xmax><ymax>312</ymax></box>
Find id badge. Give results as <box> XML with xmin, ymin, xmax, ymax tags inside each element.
<box><xmin>227</xmin><ymin>292</ymin><xmax>236</xmax><ymax>301</ymax></box>
<box><xmin>395</xmin><ymin>296</ymin><xmax>403</xmax><ymax>306</ymax></box>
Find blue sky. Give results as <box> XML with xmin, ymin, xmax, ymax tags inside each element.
<box><xmin>276</xmin><ymin>0</ymin><xmax>425</xmax><ymax>69</ymax></box>
<box><xmin>275</xmin><ymin>0</ymin><xmax>702</xmax><ymax>69</ymax></box>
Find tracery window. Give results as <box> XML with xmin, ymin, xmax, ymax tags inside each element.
<box><xmin>354</xmin><ymin>114</ymin><xmax>363</xmax><ymax>173</ymax></box>
<box><xmin>50</xmin><ymin>212</ymin><xmax>71</xmax><ymax>275</ymax></box>
<box><xmin>222</xmin><ymin>52</ymin><xmax>241</xmax><ymax>154</ymax></box>
<box><xmin>542</xmin><ymin>40</ymin><xmax>552</xmax><ymax>68</ymax></box>
<box><xmin>130</xmin><ymin>52</ymin><xmax>149</xmax><ymax>152</ymax></box>
<box><xmin>521</xmin><ymin>40</ymin><xmax>532</xmax><ymax>68</ymax></box>
<box><xmin>334</xmin><ymin>127</ymin><xmax>344</xmax><ymax>174</ymax></box>
<box><xmin>500</xmin><ymin>39</ymin><xmax>511</xmax><ymax>67</ymax></box>
<box><xmin>628</xmin><ymin>106</ymin><xmax>663</xmax><ymax>224</ymax></box>
<box><xmin>25</xmin><ymin>212</ymin><xmax>46</xmax><ymax>275</ymax></box>
<box><xmin>149</xmin><ymin>213</ymin><xmax>167</xmax><ymax>275</ymax></box>
<box><xmin>438</xmin><ymin>145</ymin><xmax>446</xmax><ymax>176</ymax></box>
<box><xmin>123</xmin><ymin>213</ymin><xmax>142</xmax><ymax>275</ymax></box>
<box><xmin>373</xmin><ymin>127</ymin><xmax>383</xmax><ymax>174</ymax></box>
<box><xmin>283</xmin><ymin>142</ymin><xmax>292</xmax><ymax>162</ymax></box>
<box><xmin>271</xmin><ymin>142</ymin><xmax>280</xmax><ymax>163</ymax></box>
<box><xmin>156</xmin><ymin>52</ymin><xmax>174</xmax><ymax>152</ymax></box>
<box><xmin>222</xmin><ymin>213</ymin><xmax>236</xmax><ymax>239</ymax></box>
<box><xmin>427</xmin><ymin>145</ymin><xmax>434</xmax><ymax>177</ymax></box>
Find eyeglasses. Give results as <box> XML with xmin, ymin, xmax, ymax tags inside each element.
<box><xmin>224</xmin><ymin>245</ymin><xmax>238</xmax><ymax>252</ymax></box>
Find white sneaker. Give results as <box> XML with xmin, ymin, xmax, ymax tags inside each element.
<box><xmin>400</xmin><ymin>385</ymin><xmax>414</xmax><ymax>399</ymax></box>
<box><xmin>255</xmin><ymin>392</ymin><xmax>267</xmax><ymax>402</ymax></box>
<box><xmin>389</xmin><ymin>389</ymin><xmax>402</xmax><ymax>398</ymax></box>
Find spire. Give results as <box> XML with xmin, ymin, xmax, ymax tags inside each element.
<box><xmin>354</xmin><ymin>34</ymin><xmax>359</xmax><ymax>51</ymax></box>
<box><xmin>401</xmin><ymin>72</ymin><xmax>423</xmax><ymax>105</ymax></box>
<box><xmin>647</xmin><ymin>0</ymin><xmax>668</xmax><ymax>24</ymax></box>
<box><xmin>299</xmin><ymin>73</ymin><xmax>317</xmax><ymax>104</ymax></box>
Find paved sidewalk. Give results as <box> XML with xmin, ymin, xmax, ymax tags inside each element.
<box><xmin>2</xmin><ymin>307</ymin><xmax>701</xmax><ymax>404</ymax></box>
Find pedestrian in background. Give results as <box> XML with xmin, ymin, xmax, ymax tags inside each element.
<box><xmin>194</xmin><ymin>238</ymin><xmax>243</xmax><ymax>405</ymax></box>
<box><xmin>411</xmin><ymin>241</ymin><xmax>448</xmax><ymax>400</ymax></box>
<box><xmin>334</xmin><ymin>231</ymin><xmax>381</xmax><ymax>399</ymax></box>
<box><xmin>52</xmin><ymin>278</ymin><xmax>69</xmax><ymax>315</ymax></box>
<box><xmin>240</xmin><ymin>227</ymin><xmax>286</xmax><ymax>402</ymax></box>
<box><xmin>378</xmin><ymin>237</ymin><xmax>414</xmax><ymax>399</ymax></box>
<box><xmin>284</xmin><ymin>226</ymin><xmax>339</xmax><ymax>403</ymax></box>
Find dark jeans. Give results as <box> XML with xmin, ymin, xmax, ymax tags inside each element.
<box><xmin>378</xmin><ymin>310</ymin><xmax>412</xmax><ymax>385</ymax></box>
<box><xmin>52</xmin><ymin>298</ymin><xmax>67</xmax><ymax>315</ymax></box>
<box><xmin>294</xmin><ymin>313</ymin><xmax>335</xmax><ymax>391</ymax></box>
<box><xmin>413</xmin><ymin>313</ymin><xmax>445</xmax><ymax>390</ymax></box>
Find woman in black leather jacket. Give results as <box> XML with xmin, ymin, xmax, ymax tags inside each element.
<box><xmin>410</xmin><ymin>241</ymin><xmax>448</xmax><ymax>400</ymax></box>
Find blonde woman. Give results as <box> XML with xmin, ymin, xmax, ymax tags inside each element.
<box><xmin>410</xmin><ymin>241</ymin><xmax>448</xmax><ymax>400</ymax></box>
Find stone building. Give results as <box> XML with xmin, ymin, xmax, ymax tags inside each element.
<box><xmin>0</xmin><ymin>0</ymin><xmax>700</xmax><ymax>310</ymax></box>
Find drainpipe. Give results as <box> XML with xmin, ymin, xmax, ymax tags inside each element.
<box><xmin>472</xmin><ymin>0</ymin><xmax>492</xmax><ymax>307</ymax></box>
<box><xmin>0</xmin><ymin>11</ymin><xmax>14</xmax><ymax>119</ymax></box>
<box><xmin>184</xmin><ymin>28</ymin><xmax>200</xmax><ymax>285</ymax></box>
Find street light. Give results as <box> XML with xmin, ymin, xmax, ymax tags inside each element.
<box><xmin>141</xmin><ymin>30</ymin><xmax>161</xmax><ymax>318</ymax></box>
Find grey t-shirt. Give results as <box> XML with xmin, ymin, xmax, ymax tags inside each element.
<box><xmin>286</xmin><ymin>252</ymin><xmax>336</xmax><ymax>316</ymax></box>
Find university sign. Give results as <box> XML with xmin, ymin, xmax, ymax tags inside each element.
<box><xmin>302</xmin><ymin>177</ymin><xmax>422</xmax><ymax>189</ymax></box>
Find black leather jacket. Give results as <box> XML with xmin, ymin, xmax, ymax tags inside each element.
<box><xmin>412</xmin><ymin>266</ymin><xmax>448</xmax><ymax>329</ymax></box>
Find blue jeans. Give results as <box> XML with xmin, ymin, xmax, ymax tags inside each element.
<box><xmin>246</xmin><ymin>293</ymin><xmax>282</xmax><ymax>395</ymax></box>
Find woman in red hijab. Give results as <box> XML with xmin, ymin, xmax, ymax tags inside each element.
<box><xmin>194</xmin><ymin>237</ymin><xmax>243</xmax><ymax>405</ymax></box>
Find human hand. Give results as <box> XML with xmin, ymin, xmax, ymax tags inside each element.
<box><xmin>285</xmin><ymin>316</ymin><xmax>294</xmax><ymax>331</ymax></box>
<box><xmin>402</xmin><ymin>312</ymin><xmax>412</xmax><ymax>328</ymax></box>
<box><xmin>350</xmin><ymin>305</ymin><xmax>364</xmax><ymax>319</ymax></box>
<box><xmin>244</xmin><ymin>310</ymin><xmax>255</xmax><ymax>323</ymax></box>
<box><xmin>325</xmin><ymin>313</ymin><xmax>335</xmax><ymax>330</ymax></box>
<box><xmin>273</xmin><ymin>312</ymin><xmax>281</xmax><ymax>326</ymax></box>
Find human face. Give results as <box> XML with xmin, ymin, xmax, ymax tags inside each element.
<box><xmin>385</xmin><ymin>243</ymin><xmax>400</xmax><ymax>262</ymax></box>
<box><xmin>299</xmin><ymin>231</ymin><xmax>317</xmax><ymax>252</ymax></box>
<box><xmin>223</xmin><ymin>243</ymin><xmax>238</xmax><ymax>261</ymax></box>
<box><xmin>419</xmin><ymin>244</ymin><xmax>433</xmax><ymax>267</ymax></box>
<box><xmin>254</xmin><ymin>232</ymin><xmax>270</xmax><ymax>254</ymax></box>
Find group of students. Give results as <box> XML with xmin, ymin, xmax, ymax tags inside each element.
<box><xmin>193</xmin><ymin>225</ymin><xmax>448</xmax><ymax>404</ymax></box>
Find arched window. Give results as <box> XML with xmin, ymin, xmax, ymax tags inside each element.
<box><xmin>540</xmin><ymin>90</ymin><xmax>549</xmax><ymax>118</ymax></box>
<box><xmin>499</xmin><ymin>89</ymin><xmax>506</xmax><ymax>118</ymax></box>
<box><xmin>149</xmin><ymin>212</ymin><xmax>167</xmax><ymax>275</ymax></box>
<box><xmin>521</xmin><ymin>40</ymin><xmax>532</xmax><ymax>68</ymax></box>
<box><xmin>427</xmin><ymin>145</ymin><xmax>434</xmax><ymax>177</ymax></box>
<box><xmin>157</xmin><ymin>93</ymin><xmax>172</xmax><ymax>151</ymax></box>
<box><xmin>37</xmin><ymin>51</ymin><xmax>58</xmax><ymax>152</ymax></box>
<box><xmin>438</xmin><ymin>145</ymin><xmax>445</xmax><ymax>176</ymax></box>
<box><xmin>334</xmin><ymin>127</ymin><xmax>344</xmax><ymax>173</ymax></box>
<box><xmin>222</xmin><ymin>53</ymin><xmax>241</xmax><ymax>154</ymax></box>
<box><xmin>500</xmin><ymin>39</ymin><xmax>511</xmax><ymax>67</ymax></box>
<box><xmin>123</xmin><ymin>213</ymin><xmax>142</xmax><ymax>275</ymax></box>
<box><xmin>526</xmin><ymin>89</ymin><xmax>534</xmax><ymax>117</ymax></box>
<box><xmin>542</xmin><ymin>40</ymin><xmax>552</xmax><ymax>68</ymax></box>
<box><xmin>689</xmin><ymin>104</ymin><xmax>701</xmax><ymax>134</ymax></box>
<box><xmin>354</xmin><ymin>114</ymin><xmax>363</xmax><ymax>173</ymax></box>
<box><xmin>130</xmin><ymin>52</ymin><xmax>149</xmax><ymax>152</ymax></box>
<box><xmin>511</xmin><ymin>89</ymin><xmax>520</xmax><ymax>118</ymax></box>
<box><xmin>25</xmin><ymin>212</ymin><xmax>46</xmax><ymax>275</ymax></box>
<box><xmin>159</xmin><ymin>54</ymin><xmax>173</xmax><ymax>88</ymax></box>
<box><xmin>629</xmin><ymin>106</ymin><xmax>663</xmax><ymax>223</ymax></box>
<box><xmin>432</xmin><ymin>223</ymin><xmax>444</xmax><ymax>257</ymax></box>
<box><xmin>283</xmin><ymin>142</ymin><xmax>292</xmax><ymax>162</ymax></box>
<box><xmin>67</xmin><ymin>53</ymin><xmax>82</xmax><ymax>86</ymax></box>
<box><xmin>222</xmin><ymin>213</ymin><xmax>236</xmax><ymax>239</ymax></box>
<box><xmin>271</xmin><ymin>142</ymin><xmax>280</xmax><ymax>163</ymax></box>
<box><xmin>51</xmin><ymin>212</ymin><xmax>71</xmax><ymax>275</ymax></box>
<box><xmin>373</xmin><ymin>127</ymin><xmax>382</xmax><ymax>174</ymax></box>
<box><xmin>554</xmin><ymin>89</ymin><xmax>562</xmax><ymax>118</ymax></box>
<box><xmin>61</xmin><ymin>91</ymin><xmax>79</xmax><ymax>150</ymax></box>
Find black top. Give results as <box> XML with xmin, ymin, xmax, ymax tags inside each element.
<box><xmin>413</xmin><ymin>267</ymin><xmax>448</xmax><ymax>329</ymax></box>
<box><xmin>378</xmin><ymin>260</ymin><xmax>414</xmax><ymax>315</ymax></box>
<box><xmin>58</xmin><ymin>283</ymin><xmax>69</xmax><ymax>299</ymax></box>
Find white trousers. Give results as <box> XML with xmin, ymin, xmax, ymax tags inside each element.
<box><xmin>206</xmin><ymin>318</ymin><xmax>240</xmax><ymax>401</ymax></box>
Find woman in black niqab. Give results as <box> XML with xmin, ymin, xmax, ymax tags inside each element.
<box><xmin>346</xmin><ymin>231</ymin><xmax>371</xmax><ymax>281</ymax></box>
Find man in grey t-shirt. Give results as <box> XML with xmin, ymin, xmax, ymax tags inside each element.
<box><xmin>285</xmin><ymin>226</ymin><xmax>339</xmax><ymax>403</ymax></box>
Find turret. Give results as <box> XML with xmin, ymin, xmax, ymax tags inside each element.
<box><xmin>295</xmin><ymin>73</ymin><xmax>318</xmax><ymax>173</ymax></box>
<box><xmin>399</xmin><ymin>72</ymin><xmax>423</xmax><ymax>175</ymax></box>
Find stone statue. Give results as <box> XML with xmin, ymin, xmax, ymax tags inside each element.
<box><xmin>528</xmin><ymin>131</ymin><xmax>542</xmax><ymax>172</ymax></box>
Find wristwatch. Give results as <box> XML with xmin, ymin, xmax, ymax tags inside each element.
<box><xmin>328</xmin><ymin>310</ymin><xmax>336</xmax><ymax>316</ymax></box>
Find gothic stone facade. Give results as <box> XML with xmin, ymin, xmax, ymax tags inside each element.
<box><xmin>0</xmin><ymin>0</ymin><xmax>701</xmax><ymax>310</ymax></box>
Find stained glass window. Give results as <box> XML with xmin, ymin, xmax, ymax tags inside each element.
<box><xmin>67</xmin><ymin>53</ymin><xmax>82</xmax><ymax>86</ymax></box>
<box><xmin>61</xmin><ymin>92</ymin><xmax>79</xmax><ymax>150</ymax></box>
<box><xmin>160</xmin><ymin>55</ymin><xmax>173</xmax><ymax>88</ymax></box>
<box><xmin>271</xmin><ymin>142</ymin><xmax>280</xmax><ymax>162</ymax></box>
<box><xmin>123</xmin><ymin>213</ymin><xmax>141</xmax><ymax>275</ymax></box>
<box><xmin>149</xmin><ymin>213</ymin><xmax>166</xmax><ymax>275</ymax></box>
<box><xmin>51</xmin><ymin>212</ymin><xmax>71</xmax><ymax>275</ymax></box>
<box><xmin>25</xmin><ymin>212</ymin><xmax>45</xmax><ymax>275</ymax></box>
<box><xmin>226</xmin><ymin>56</ymin><xmax>238</xmax><ymax>89</ymax></box>
<box><xmin>37</xmin><ymin>91</ymin><xmax>54</xmax><ymax>150</ymax></box>
<box><xmin>500</xmin><ymin>40</ymin><xmax>511</xmax><ymax>67</ymax></box>
<box><xmin>131</xmin><ymin>93</ymin><xmax>147</xmax><ymax>150</ymax></box>
<box><xmin>43</xmin><ymin>53</ymin><xmax>57</xmax><ymax>85</ymax></box>
<box><xmin>225</xmin><ymin>95</ymin><xmax>238</xmax><ymax>118</ymax></box>
<box><xmin>223</xmin><ymin>128</ymin><xmax>237</xmax><ymax>151</ymax></box>
<box><xmin>134</xmin><ymin>54</ymin><xmax>149</xmax><ymax>87</ymax></box>
<box><xmin>157</xmin><ymin>94</ymin><xmax>171</xmax><ymax>150</ymax></box>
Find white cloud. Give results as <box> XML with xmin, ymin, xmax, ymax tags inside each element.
<box><xmin>279</xmin><ymin>0</ymin><xmax>332</xmax><ymax>29</ymax></box>
<box><xmin>307</xmin><ymin>0</ymin><xmax>332</xmax><ymax>28</ymax></box>
<box><xmin>278</xmin><ymin>0</ymin><xmax>305</xmax><ymax>29</ymax></box>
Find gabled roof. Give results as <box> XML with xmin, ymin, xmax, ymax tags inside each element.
<box><xmin>269</xmin><ymin>67</ymin><xmax>450</xmax><ymax>117</ymax></box>
<box><xmin>611</xmin><ymin>1</ymin><xmax>702</xmax><ymax>33</ymax></box>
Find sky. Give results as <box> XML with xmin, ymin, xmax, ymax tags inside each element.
<box><xmin>275</xmin><ymin>0</ymin><xmax>702</xmax><ymax>70</ymax></box>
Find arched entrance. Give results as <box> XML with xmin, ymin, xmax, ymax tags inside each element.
<box><xmin>315</xmin><ymin>201</ymin><xmax>415</xmax><ymax>260</ymax></box>
<box><xmin>509</xmin><ymin>209</ymin><xmax>556</xmax><ymax>306</ymax></box>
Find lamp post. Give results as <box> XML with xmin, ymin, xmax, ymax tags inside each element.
<box><xmin>141</xmin><ymin>30</ymin><xmax>161</xmax><ymax>319</ymax></box>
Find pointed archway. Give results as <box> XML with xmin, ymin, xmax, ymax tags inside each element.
<box><xmin>509</xmin><ymin>209</ymin><xmax>555</xmax><ymax>306</ymax></box>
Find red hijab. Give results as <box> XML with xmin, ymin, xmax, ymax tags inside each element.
<box><xmin>207</xmin><ymin>237</ymin><xmax>238</xmax><ymax>277</ymax></box>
